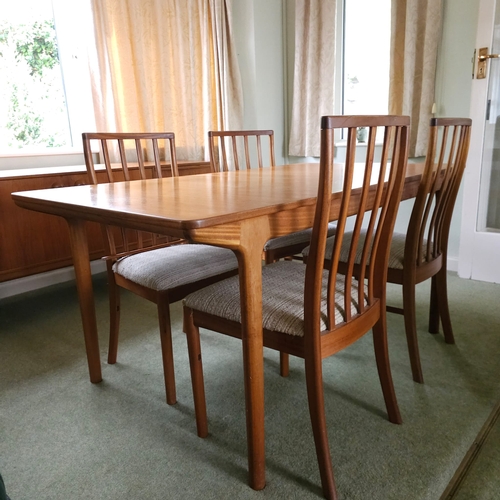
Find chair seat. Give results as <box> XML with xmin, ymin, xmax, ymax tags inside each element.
<box><xmin>183</xmin><ymin>260</ymin><xmax>367</xmax><ymax>337</ymax></box>
<box><xmin>113</xmin><ymin>244</ymin><xmax>239</xmax><ymax>291</ymax></box>
<box><xmin>263</xmin><ymin>222</ymin><xmax>337</xmax><ymax>251</ymax></box>
<box><xmin>302</xmin><ymin>231</ymin><xmax>424</xmax><ymax>270</ymax></box>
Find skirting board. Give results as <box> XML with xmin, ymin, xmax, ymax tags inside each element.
<box><xmin>0</xmin><ymin>256</ymin><xmax>460</xmax><ymax>301</ymax></box>
<box><xmin>0</xmin><ymin>260</ymin><xmax>107</xmax><ymax>300</ymax></box>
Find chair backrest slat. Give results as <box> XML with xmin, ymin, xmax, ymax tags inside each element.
<box><xmin>208</xmin><ymin>130</ymin><xmax>275</xmax><ymax>172</ymax></box>
<box><xmin>82</xmin><ymin>132</ymin><xmax>179</xmax><ymax>258</ymax></box>
<box><xmin>406</xmin><ymin>118</ymin><xmax>472</xmax><ymax>269</ymax></box>
<box><xmin>306</xmin><ymin>115</ymin><xmax>410</xmax><ymax>336</ymax></box>
<box><xmin>117</xmin><ymin>139</ymin><xmax>129</xmax><ymax>180</ymax></box>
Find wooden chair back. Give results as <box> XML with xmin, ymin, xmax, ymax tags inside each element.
<box><xmin>82</xmin><ymin>132</ymin><xmax>180</xmax><ymax>259</ymax></box>
<box><xmin>305</xmin><ymin>116</ymin><xmax>409</xmax><ymax>342</ymax></box>
<box><xmin>208</xmin><ymin>130</ymin><xmax>275</xmax><ymax>172</ymax></box>
<box><xmin>406</xmin><ymin>118</ymin><xmax>472</xmax><ymax>272</ymax></box>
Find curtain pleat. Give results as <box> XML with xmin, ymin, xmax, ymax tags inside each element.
<box><xmin>88</xmin><ymin>0</ymin><xmax>242</xmax><ymax>161</ymax></box>
<box><xmin>389</xmin><ymin>0</ymin><xmax>443</xmax><ymax>157</ymax></box>
<box><xmin>289</xmin><ymin>0</ymin><xmax>336</xmax><ymax>158</ymax></box>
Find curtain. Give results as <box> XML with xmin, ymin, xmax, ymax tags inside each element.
<box><xmin>88</xmin><ymin>0</ymin><xmax>243</xmax><ymax>161</ymax></box>
<box><xmin>288</xmin><ymin>0</ymin><xmax>336</xmax><ymax>157</ymax></box>
<box><xmin>389</xmin><ymin>0</ymin><xmax>444</xmax><ymax>157</ymax></box>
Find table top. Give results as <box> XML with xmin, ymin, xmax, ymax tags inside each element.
<box><xmin>12</xmin><ymin>163</ymin><xmax>424</xmax><ymax>233</ymax></box>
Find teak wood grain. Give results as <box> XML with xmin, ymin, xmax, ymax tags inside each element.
<box><xmin>11</xmin><ymin>161</ymin><xmax>425</xmax><ymax>493</ymax></box>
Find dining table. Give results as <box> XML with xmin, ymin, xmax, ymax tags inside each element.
<box><xmin>11</xmin><ymin>161</ymin><xmax>424</xmax><ymax>491</ymax></box>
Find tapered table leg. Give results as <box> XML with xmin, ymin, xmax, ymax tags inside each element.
<box><xmin>236</xmin><ymin>218</ymin><xmax>269</xmax><ymax>491</ymax></box>
<box><xmin>67</xmin><ymin>218</ymin><xmax>102</xmax><ymax>383</ymax></box>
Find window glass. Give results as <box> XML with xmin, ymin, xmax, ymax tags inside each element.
<box><xmin>343</xmin><ymin>0</ymin><xmax>391</xmax><ymax>116</ymax></box>
<box><xmin>0</xmin><ymin>0</ymin><xmax>94</xmax><ymax>155</ymax></box>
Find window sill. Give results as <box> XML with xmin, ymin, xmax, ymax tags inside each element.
<box><xmin>0</xmin><ymin>148</ymin><xmax>92</xmax><ymax>171</ymax></box>
<box><xmin>0</xmin><ymin>147</ymin><xmax>85</xmax><ymax>159</ymax></box>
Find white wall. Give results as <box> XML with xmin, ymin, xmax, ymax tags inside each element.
<box><xmin>231</xmin><ymin>0</ymin><xmax>287</xmax><ymax>164</ymax></box>
<box><xmin>434</xmin><ymin>0</ymin><xmax>480</xmax><ymax>262</ymax></box>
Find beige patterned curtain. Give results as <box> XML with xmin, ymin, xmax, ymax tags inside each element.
<box><xmin>88</xmin><ymin>0</ymin><xmax>243</xmax><ymax>160</ymax></box>
<box><xmin>389</xmin><ymin>0</ymin><xmax>444</xmax><ymax>157</ymax></box>
<box><xmin>289</xmin><ymin>0</ymin><xmax>336</xmax><ymax>157</ymax></box>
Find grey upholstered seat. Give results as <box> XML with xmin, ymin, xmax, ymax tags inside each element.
<box><xmin>183</xmin><ymin>260</ymin><xmax>367</xmax><ymax>337</ymax></box>
<box><xmin>263</xmin><ymin>222</ymin><xmax>337</xmax><ymax>251</ymax></box>
<box><xmin>114</xmin><ymin>244</ymin><xmax>239</xmax><ymax>291</ymax></box>
<box><xmin>302</xmin><ymin>230</ymin><xmax>423</xmax><ymax>270</ymax></box>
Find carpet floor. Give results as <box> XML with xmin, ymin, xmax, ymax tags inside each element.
<box><xmin>0</xmin><ymin>271</ymin><xmax>499</xmax><ymax>499</ymax></box>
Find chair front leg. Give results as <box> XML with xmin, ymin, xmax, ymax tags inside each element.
<box><xmin>372</xmin><ymin>317</ymin><xmax>402</xmax><ymax>424</ymax></box>
<box><xmin>304</xmin><ymin>354</ymin><xmax>337</xmax><ymax>500</ymax></box>
<box><xmin>107</xmin><ymin>269</ymin><xmax>121</xmax><ymax>365</ymax></box>
<box><xmin>183</xmin><ymin>306</ymin><xmax>208</xmax><ymax>438</ymax></box>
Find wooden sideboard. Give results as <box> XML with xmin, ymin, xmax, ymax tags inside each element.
<box><xmin>0</xmin><ymin>161</ymin><xmax>211</xmax><ymax>282</ymax></box>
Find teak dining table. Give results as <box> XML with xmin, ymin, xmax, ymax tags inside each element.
<box><xmin>12</xmin><ymin>162</ymin><xmax>424</xmax><ymax>491</ymax></box>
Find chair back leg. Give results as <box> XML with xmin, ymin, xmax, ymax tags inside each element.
<box><xmin>157</xmin><ymin>295</ymin><xmax>176</xmax><ymax>405</ymax></box>
<box><xmin>402</xmin><ymin>281</ymin><xmax>424</xmax><ymax>383</ymax></box>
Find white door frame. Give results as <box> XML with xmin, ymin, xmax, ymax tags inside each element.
<box><xmin>458</xmin><ymin>0</ymin><xmax>500</xmax><ymax>283</ymax></box>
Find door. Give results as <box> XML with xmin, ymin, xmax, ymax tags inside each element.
<box><xmin>458</xmin><ymin>0</ymin><xmax>500</xmax><ymax>283</ymax></box>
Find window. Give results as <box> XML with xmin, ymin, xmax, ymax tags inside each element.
<box><xmin>342</xmin><ymin>0</ymin><xmax>391</xmax><ymax>116</ymax></box>
<box><xmin>334</xmin><ymin>0</ymin><xmax>391</xmax><ymax>144</ymax></box>
<box><xmin>0</xmin><ymin>0</ymin><xmax>94</xmax><ymax>156</ymax></box>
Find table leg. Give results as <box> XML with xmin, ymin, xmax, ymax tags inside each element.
<box><xmin>67</xmin><ymin>218</ymin><xmax>102</xmax><ymax>383</ymax></box>
<box><xmin>235</xmin><ymin>219</ymin><xmax>269</xmax><ymax>491</ymax></box>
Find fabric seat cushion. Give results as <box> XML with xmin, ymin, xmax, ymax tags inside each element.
<box><xmin>302</xmin><ymin>230</ymin><xmax>421</xmax><ymax>270</ymax></box>
<box><xmin>263</xmin><ymin>222</ymin><xmax>337</xmax><ymax>251</ymax></box>
<box><xmin>183</xmin><ymin>260</ymin><xmax>367</xmax><ymax>337</ymax></box>
<box><xmin>113</xmin><ymin>244</ymin><xmax>238</xmax><ymax>291</ymax></box>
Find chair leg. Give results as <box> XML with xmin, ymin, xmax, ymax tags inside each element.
<box><xmin>280</xmin><ymin>352</ymin><xmax>290</xmax><ymax>377</ymax></box>
<box><xmin>304</xmin><ymin>355</ymin><xmax>337</xmax><ymax>500</ymax></box>
<box><xmin>428</xmin><ymin>275</ymin><xmax>440</xmax><ymax>334</ymax></box>
<box><xmin>183</xmin><ymin>307</ymin><xmax>208</xmax><ymax>438</ymax></box>
<box><xmin>157</xmin><ymin>297</ymin><xmax>176</xmax><ymax>405</ymax></box>
<box><xmin>372</xmin><ymin>317</ymin><xmax>402</xmax><ymax>424</ymax></box>
<box><xmin>434</xmin><ymin>268</ymin><xmax>455</xmax><ymax>344</ymax></box>
<box><xmin>107</xmin><ymin>273</ymin><xmax>120</xmax><ymax>365</ymax></box>
<box><xmin>402</xmin><ymin>281</ymin><xmax>424</xmax><ymax>384</ymax></box>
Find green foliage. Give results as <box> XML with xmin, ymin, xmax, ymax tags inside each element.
<box><xmin>0</xmin><ymin>18</ymin><xmax>67</xmax><ymax>149</ymax></box>
<box><xmin>14</xmin><ymin>20</ymin><xmax>59</xmax><ymax>78</ymax></box>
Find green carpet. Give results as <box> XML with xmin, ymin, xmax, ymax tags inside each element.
<box><xmin>0</xmin><ymin>272</ymin><xmax>499</xmax><ymax>499</ymax></box>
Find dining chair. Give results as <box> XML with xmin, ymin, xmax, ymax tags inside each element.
<box><xmin>209</xmin><ymin>129</ymin><xmax>336</xmax><ymax>377</ymax></box>
<box><xmin>82</xmin><ymin>132</ymin><xmax>239</xmax><ymax>404</ymax></box>
<box><xmin>383</xmin><ymin>118</ymin><xmax>472</xmax><ymax>382</ymax></box>
<box><xmin>184</xmin><ymin>116</ymin><xmax>410</xmax><ymax>499</ymax></box>
<box><xmin>305</xmin><ymin>118</ymin><xmax>472</xmax><ymax>384</ymax></box>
